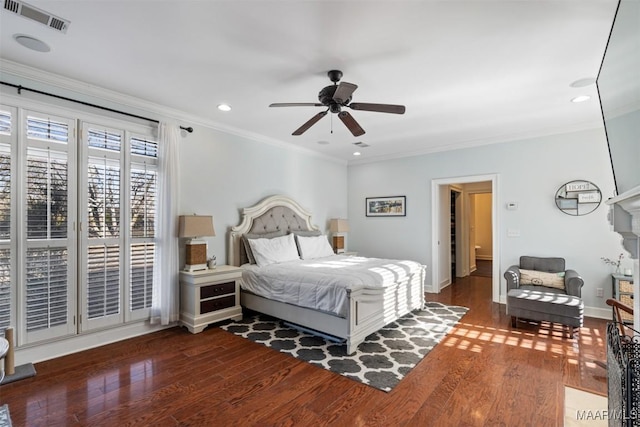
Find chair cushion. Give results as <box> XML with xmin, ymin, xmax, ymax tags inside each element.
<box><xmin>507</xmin><ymin>289</ymin><xmax>583</xmax><ymax>318</ymax></box>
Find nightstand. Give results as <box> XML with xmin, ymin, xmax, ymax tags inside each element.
<box><xmin>180</xmin><ymin>265</ymin><xmax>243</xmax><ymax>333</ymax></box>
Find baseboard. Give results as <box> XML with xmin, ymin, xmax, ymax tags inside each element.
<box><xmin>584</xmin><ymin>306</ymin><xmax>612</xmax><ymax>320</ymax></box>
<box><xmin>14</xmin><ymin>321</ymin><xmax>175</xmax><ymax>366</ymax></box>
<box><xmin>476</xmin><ymin>255</ymin><xmax>493</xmax><ymax>261</ymax></box>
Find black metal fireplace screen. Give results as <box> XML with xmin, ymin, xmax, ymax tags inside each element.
<box><xmin>607</xmin><ymin>322</ymin><xmax>640</xmax><ymax>427</ymax></box>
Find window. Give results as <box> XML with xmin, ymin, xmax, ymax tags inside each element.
<box><xmin>22</xmin><ymin>112</ymin><xmax>76</xmax><ymax>344</ymax></box>
<box><xmin>80</xmin><ymin>123</ymin><xmax>157</xmax><ymax>331</ymax></box>
<box><xmin>1</xmin><ymin>101</ymin><xmax>158</xmax><ymax>346</ymax></box>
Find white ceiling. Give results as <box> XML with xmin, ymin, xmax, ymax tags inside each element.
<box><xmin>0</xmin><ymin>0</ymin><xmax>618</xmax><ymax>163</ymax></box>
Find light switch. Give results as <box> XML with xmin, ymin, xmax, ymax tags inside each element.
<box><xmin>507</xmin><ymin>229</ymin><xmax>521</xmax><ymax>237</ymax></box>
<box><xmin>506</xmin><ymin>202</ymin><xmax>518</xmax><ymax>210</ymax></box>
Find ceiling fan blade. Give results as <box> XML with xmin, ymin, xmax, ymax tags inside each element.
<box><xmin>349</xmin><ymin>103</ymin><xmax>406</xmax><ymax>114</ymax></box>
<box><xmin>270</xmin><ymin>103</ymin><xmax>324</xmax><ymax>107</ymax></box>
<box><xmin>332</xmin><ymin>82</ymin><xmax>358</xmax><ymax>103</ymax></box>
<box><xmin>338</xmin><ymin>111</ymin><xmax>365</xmax><ymax>137</ymax></box>
<box><xmin>292</xmin><ymin>111</ymin><xmax>328</xmax><ymax>135</ymax></box>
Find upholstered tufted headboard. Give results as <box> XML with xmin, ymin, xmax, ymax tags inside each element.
<box><xmin>228</xmin><ymin>195</ymin><xmax>320</xmax><ymax>266</ymax></box>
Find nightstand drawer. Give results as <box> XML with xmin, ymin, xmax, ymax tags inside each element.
<box><xmin>201</xmin><ymin>295</ymin><xmax>235</xmax><ymax>314</ymax></box>
<box><xmin>200</xmin><ymin>281</ymin><xmax>235</xmax><ymax>299</ymax></box>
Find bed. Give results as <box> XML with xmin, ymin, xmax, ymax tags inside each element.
<box><xmin>228</xmin><ymin>195</ymin><xmax>426</xmax><ymax>354</ymax></box>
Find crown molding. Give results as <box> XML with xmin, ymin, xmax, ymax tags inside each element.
<box><xmin>348</xmin><ymin>119</ymin><xmax>603</xmax><ymax>166</ymax></box>
<box><xmin>0</xmin><ymin>59</ymin><xmax>346</xmax><ymax>166</ymax></box>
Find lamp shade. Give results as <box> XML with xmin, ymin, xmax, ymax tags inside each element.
<box><xmin>329</xmin><ymin>218</ymin><xmax>349</xmax><ymax>233</ymax></box>
<box><xmin>178</xmin><ymin>215</ymin><xmax>215</xmax><ymax>238</ymax></box>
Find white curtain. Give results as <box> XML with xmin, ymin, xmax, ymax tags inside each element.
<box><xmin>151</xmin><ymin>121</ymin><xmax>181</xmax><ymax>325</ymax></box>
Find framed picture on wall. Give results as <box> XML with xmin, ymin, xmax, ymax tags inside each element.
<box><xmin>366</xmin><ymin>196</ymin><xmax>406</xmax><ymax>217</ymax></box>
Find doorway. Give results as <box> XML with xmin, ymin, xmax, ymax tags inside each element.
<box><xmin>450</xmin><ymin>189</ymin><xmax>461</xmax><ymax>281</ymax></box>
<box><xmin>470</xmin><ymin>193</ymin><xmax>493</xmax><ymax>278</ymax></box>
<box><xmin>431</xmin><ymin>174</ymin><xmax>500</xmax><ymax>303</ymax></box>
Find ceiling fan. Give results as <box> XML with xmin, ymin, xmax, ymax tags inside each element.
<box><xmin>269</xmin><ymin>70</ymin><xmax>406</xmax><ymax>137</ymax></box>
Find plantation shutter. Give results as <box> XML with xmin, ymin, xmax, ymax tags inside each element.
<box><xmin>0</xmin><ymin>247</ymin><xmax>10</xmax><ymax>331</ymax></box>
<box><xmin>0</xmin><ymin>107</ymin><xmax>15</xmax><ymax>331</ymax></box>
<box><xmin>86</xmin><ymin>156</ymin><xmax>121</xmax><ymax>321</ymax></box>
<box><xmin>130</xmin><ymin>242</ymin><xmax>154</xmax><ymax>311</ymax></box>
<box><xmin>87</xmin><ymin>244</ymin><xmax>120</xmax><ymax>318</ymax></box>
<box><xmin>22</xmin><ymin>112</ymin><xmax>76</xmax><ymax>344</ymax></box>
<box><xmin>81</xmin><ymin>125</ymin><xmax>124</xmax><ymax>330</ymax></box>
<box><xmin>26</xmin><ymin>148</ymin><xmax>68</xmax><ymax>239</ymax></box>
<box><xmin>25</xmin><ymin>247</ymin><xmax>68</xmax><ymax>331</ymax></box>
<box><xmin>129</xmin><ymin>136</ymin><xmax>157</xmax><ymax>319</ymax></box>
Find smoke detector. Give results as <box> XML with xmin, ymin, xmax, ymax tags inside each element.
<box><xmin>13</xmin><ymin>34</ymin><xmax>50</xmax><ymax>52</ymax></box>
<box><xmin>3</xmin><ymin>0</ymin><xmax>70</xmax><ymax>33</ymax></box>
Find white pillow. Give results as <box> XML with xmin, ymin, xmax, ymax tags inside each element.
<box><xmin>296</xmin><ymin>235</ymin><xmax>335</xmax><ymax>260</ymax></box>
<box><xmin>248</xmin><ymin>233</ymin><xmax>300</xmax><ymax>267</ymax></box>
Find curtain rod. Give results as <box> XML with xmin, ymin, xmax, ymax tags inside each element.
<box><xmin>0</xmin><ymin>81</ymin><xmax>194</xmax><ymax>133</ymax></box>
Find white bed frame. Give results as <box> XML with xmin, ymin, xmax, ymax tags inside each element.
<box><xmin>228</xmin><ymin>195</ymin><xmax>425</xmax><ymax>354</ymax></box>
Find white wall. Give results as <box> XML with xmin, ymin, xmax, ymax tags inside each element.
<box><xmin>348</xmin><ymin>127</ymin><xmax>629</xmax><ymax>315</ymax></box>
<box><xmin>179</xmin><ymin>125</ymin><xmax>348</xmax><ymax>265</ymax></box>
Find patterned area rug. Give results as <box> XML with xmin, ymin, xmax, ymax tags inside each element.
<box><xmin>221</xmin><ymin>301</ymin><xmax>468</xmax><ymax>392</ymax></box>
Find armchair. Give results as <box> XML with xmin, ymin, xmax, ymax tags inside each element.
<box><xmin>504</xmin><ymin>256</ymin><xmax>584</xmax><ymax>338</ymax></box>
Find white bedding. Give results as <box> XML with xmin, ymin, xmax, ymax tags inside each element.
<box><xmin>240</xmin><ymin>255</ymin><xmax>426</xmax><ymax>317</ymax></box>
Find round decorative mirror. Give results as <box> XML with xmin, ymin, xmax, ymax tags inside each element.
<box><xmin>555</xmin><ymin>180</ymin><xmax>602</xmax><ymax>216</ymax></box>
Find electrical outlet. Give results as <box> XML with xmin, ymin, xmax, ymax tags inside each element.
<box><xmin>596</xmin><ymin>288</ymin><xmax>604</xmax><ymax>298</ymax></box>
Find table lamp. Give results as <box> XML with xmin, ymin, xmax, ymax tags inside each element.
<box><xmin>179</xmin><ymin>215</ymin><xmax>215</xmax><ymax>272</ymax></box>
<box><xmin>329</xmin><ymin>218</ymin><xmax>349</xmax><ymax>254</ymax></box>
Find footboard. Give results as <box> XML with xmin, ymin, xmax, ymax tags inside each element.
<box><xmin>346</xmin><ymin>267</ymin><xmax>426</xmax><ymax>354</ymax></box>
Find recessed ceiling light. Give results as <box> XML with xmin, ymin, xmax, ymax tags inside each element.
<box><xmin>353</xmin><ymin>151</ymin><xmax>361</xmax><ymax>156</ymax></box>
<box><xmin>13</xmin><ymin>34</ymin><xmax>50</xmax><ymax>52</ymax></box>
<box><xmin>217</xmin><ymin>104</ymin><xmax>231</xmax><ymax>112</ymax></box>
<box><xmin>571</xmin><ymin>95</ymin><xmax>591</xmax><ymax>103</ymax></box>
<box><xmin>570</xmin><ymin>78</ymin><xmax>596</xmax><ymax>88</ymax></box>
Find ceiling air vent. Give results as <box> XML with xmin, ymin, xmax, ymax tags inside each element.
<box><xmin>3</xmin><ymin>0</ymin><xmax>70</xmax><ymax>33</ymax></box>
<box><xmin>353</xmin><ymin>141</ymin><xmax>370</xmax><ymax>148</ymax></box>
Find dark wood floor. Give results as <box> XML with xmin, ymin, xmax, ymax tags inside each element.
<box><xmin>470</xmin><ymin>259</ymin><xmax>492</xmax><ymax>277</ymax></box>
<box><xmin>1</xmin><ymin>275</ymin><xmax>608</xmax><ymax>426</ymax></box>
